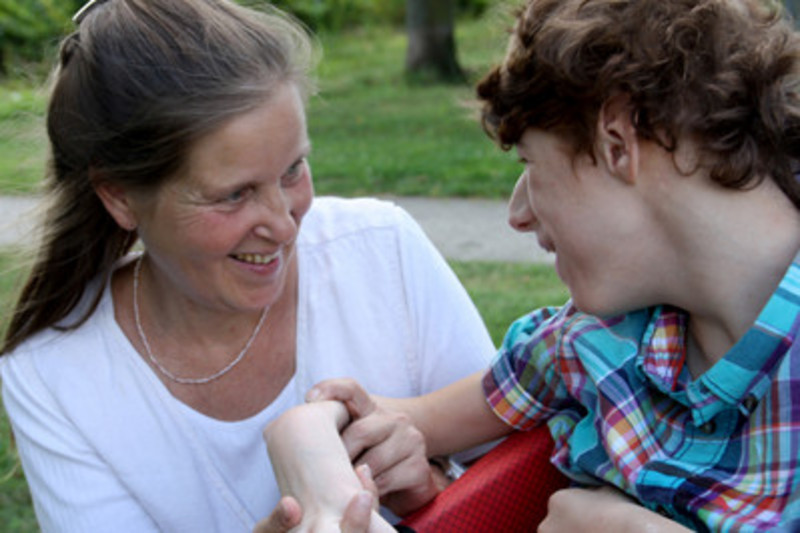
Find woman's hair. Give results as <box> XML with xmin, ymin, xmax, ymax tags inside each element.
<box><xmin>477</xmin><ymin>0</ymin><xmax>800</xmax><ymax>206</ymax></box>
<box><xmin>2</xmin><ymin>0</ymin><xmax>316</xmax><ymax>354</ymax></box>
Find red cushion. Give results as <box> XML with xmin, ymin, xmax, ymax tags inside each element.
<box><xmin>398</xmin><ymin>426</ymin><xmax>570</xmax><ymax>532</ymax></box>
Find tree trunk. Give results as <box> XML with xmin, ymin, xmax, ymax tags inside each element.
<box><xmin>405</xmin><ymin>0</ymin><xmax>465</xmax><ymax>83</ymax></box>
<box><xmin>787</xmin><ymin>0</ymin><xmax>800</xmax><ymax>28</ymax></box>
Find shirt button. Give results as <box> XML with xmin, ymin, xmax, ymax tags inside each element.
<box><xmin>699</xmin><ymin>420</ymin><xmax>716</xmax><ymax>434</ymax></box>
<box><xmin>742</xmin><ymin>394</ymin><xmax>759</xmax><ymax>413</ymax></box>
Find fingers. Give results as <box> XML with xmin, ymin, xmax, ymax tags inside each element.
<box><xmin>252</xmin><ymin>496</ymin><xmax>303</xmax><ymax>533</ymax></box>
<box><xmin>339</xmin><ymin>491</ymin><xmax>375</xmax><ymax>533</ymax></box>
<box><xmin>307</xmin><ymin>378</ymin><xmax>375</xmax><ymax>419</ymax></box>
<box><xmin>340</xmin><ymin>409</ymin><xmax>425</xmax><ymax>472</ymax></box>
<box><xmin>349</xmin><ymin>427</ymin><xmax>428</xmax><ymax>496</ymax></box>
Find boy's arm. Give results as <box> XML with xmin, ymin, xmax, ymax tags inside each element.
<box><xmin>309</xmin><ymin>371</ymin><xmax>512</xmax><ymax>460</ymax></box>
<box><xmin>391</xmin><ymin>371</ymin><xmax>512</xmax><ymax>457</ymax></box>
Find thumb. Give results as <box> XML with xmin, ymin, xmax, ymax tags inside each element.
<box><xmin>252</xmin><ymin>496</ymin><xmax>302</xmax><ymax>533</ymax></box>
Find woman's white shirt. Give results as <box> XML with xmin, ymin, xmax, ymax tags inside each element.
<box><xmin>1</xmin><ymin>197</ymin><xmax>496</xmax><ymax>532</ymax></box>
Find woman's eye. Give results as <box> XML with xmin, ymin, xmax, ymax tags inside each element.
<box><xmin>282</xmin><ymin>159</ymin><xmax>306</xmax><ymax>186</ymax></box>
<box><xmin>222</xmin><ymin>187</ymin><xmax>251</xmax><ymax>203</ymax></box>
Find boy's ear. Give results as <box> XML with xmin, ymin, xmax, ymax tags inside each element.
<box><xmin>597</xmin><ymin>93</ymin><xmax>639</xmax><ymax>185</ymax></box>
<box><xmin>91</xmin><ymin>170</ymin><xmax>140</xmax><ymax>232</ymax></box>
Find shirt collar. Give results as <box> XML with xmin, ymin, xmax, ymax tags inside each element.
<box><xmin>638</xmin><ymin>253</ymin><xmax>800</xmax><ymax>425</ymax></box>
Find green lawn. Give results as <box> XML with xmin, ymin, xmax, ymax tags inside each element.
<box><xmin>0</xmin><ymin>12</ymin><xmax>519</xmax><ymax>197</ymax></box>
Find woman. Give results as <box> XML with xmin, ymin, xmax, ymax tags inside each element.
<box><xmin>0</xmin><ymin>1</ymin><xmax>495</xmax><ymax>531</ymax></box>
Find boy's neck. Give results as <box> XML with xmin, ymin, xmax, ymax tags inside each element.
<box><xmin>668</xmin><ymin>178</ymin><xmax>800</xmax><ymax>375</ymax></box>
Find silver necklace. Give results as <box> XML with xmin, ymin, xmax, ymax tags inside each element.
<box><xmin>132</xmin><ymin>255</ymin><xmax>268</xmax><ymax>385</ymax></box>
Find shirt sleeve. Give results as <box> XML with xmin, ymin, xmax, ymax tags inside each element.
<box><xmin>392</xmin><ymin>205</ymin><xmax>497</xmax><ymax>395</ymax></box>
<box><xmin>1</xmin><ymin>351</ymin><xmax>159</xmax><ymax>533</ymax></box>
<box><xmin>482</xmin><ymin>304</ymin><xmax>577</xmax><ymax>430</ymax></box>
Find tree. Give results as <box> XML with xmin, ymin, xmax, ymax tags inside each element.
<box><xmin>405</xmin><ymin>0</ymin><xmax>465</xmax><ymax>83</ymax></box>
<box><xmin>786</xmin><ymin>0</ymin><xmax>800</xmax><ymax>27</ymax></box>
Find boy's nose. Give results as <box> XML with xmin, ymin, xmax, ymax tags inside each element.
<box><xmin>508</xmin><ymin>174</ymin><xmax>537</xmax><ymax>233</ymax></box>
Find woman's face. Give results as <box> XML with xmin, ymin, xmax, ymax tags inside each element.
<box><xmin>132</xmin><ymin>82</ymin><xmax>313</xmax><ymax>314</ymax></box>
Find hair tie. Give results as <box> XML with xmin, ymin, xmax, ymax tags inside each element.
<box><xmin>73</xmin><ymin>0</ymin><xmax>111</xmax><ymax>24</ymax></box>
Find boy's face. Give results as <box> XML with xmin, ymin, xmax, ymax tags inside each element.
<box><xmin>509</xmin><ymin>128</ymin><xmax>649</xmax><ymax>316</ymax></box>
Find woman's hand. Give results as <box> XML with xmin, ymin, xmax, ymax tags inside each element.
<box><xmin>539</xmin><ymin>486</ymin><xmax>692</xmax><ymax>533</ymax></box>
<box><xmin>253</xmin><ymin>496</ymin><xmax>303</xmax><ymax>533</ymax></box>
<box><xmin>307</xmin><ymin>379</ymin><xmax>441</xmax><ymax>516</ymax></box>
<box><xmin>262</xmin><ymin>401</ymin><xmax>395</xmax><ymax>532</ymax></box>
<box><xmin>252</xmin><ymin>488</ymin><xmax>376</xmax><ymax>533</ymax></box>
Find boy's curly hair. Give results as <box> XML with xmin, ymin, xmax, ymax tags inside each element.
<box><xmin>478</xmin><ymin>0</ymin><xmax>800</xmax><ymax>207</ymax></box>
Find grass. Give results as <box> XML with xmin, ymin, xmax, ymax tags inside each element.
<box><xmin>0</xmin><ymin>251</ymin><xmax>38</xmax><ymax>533</ymax></box>
<box><xmin>0</xmin><ymin>10</ymin><xmax>520</xmax><ymax>197</ymax></box>
<box><xmin>0</xmin><ymin>85</ymin><xmax>48</xmax><ymax>195</ymax></box>
<box><xmin>308</xmin><ymin>10</ymin><xmax>520</xmax><ymax>198</ymax></box>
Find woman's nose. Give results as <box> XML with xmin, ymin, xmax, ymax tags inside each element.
<box><xmin>508</xmin><ymin>174</ymin><xmax>537</xmax><ymax>233</ymax></box>
<box><xmin>253</xmin><ymin>187</ymin><xmax>299</xmax><ymax>243</ymax></box>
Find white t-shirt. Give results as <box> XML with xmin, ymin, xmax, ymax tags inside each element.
<box><xmin>1</xmin><ymin>197</ymin><xmax>496</xmax><ymax>533</ymax></box>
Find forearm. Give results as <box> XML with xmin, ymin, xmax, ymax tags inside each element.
<box><xmin>265</xmin><ymin>401</ymin><xmax>363</xmax><ymax>511</ymax></box>
<box><xmin>381</xmin><ymin>372</ymin><xmax>512</xmax><ymax>457</ymax></box>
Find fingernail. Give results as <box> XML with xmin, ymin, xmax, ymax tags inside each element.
<box><xmin>357</xmin><ymin>463</ymin><xmax>372</xmax><ymax>480</ymax></box>
<box><xmin>305</xmin><ymin>388</ymin><xmax>321</xmax><ymax>402</ymax></box>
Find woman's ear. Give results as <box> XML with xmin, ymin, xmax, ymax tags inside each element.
<box><xmin>91</xmin><ymin>170</ymin><xmax>140</xmax><ymax>232</ymax></box>
<box><xmin>597</xmin><ymin>93</ymin><xmax>639</xmax><ymax>185</ymax></box>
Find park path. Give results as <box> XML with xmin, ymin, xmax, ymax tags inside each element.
<box><xmin>0</xmin><ymin>194</ymin><xmax>553</xmax><ymax>264</ymax></box>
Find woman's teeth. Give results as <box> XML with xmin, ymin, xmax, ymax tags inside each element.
<box><xmin>233</xmin><ymin>252</ymin><xmax>279</xmax><ymax>265</ymax></box>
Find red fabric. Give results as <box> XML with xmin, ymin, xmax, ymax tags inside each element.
<box><xmin>398</xmin><ymin>426</ymin><xmax>570</xmax><ymax>532</ymax></box>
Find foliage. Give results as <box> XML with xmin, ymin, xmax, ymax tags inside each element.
<box><xmin>266</xmin><ymin>0</ymin><xmax>491</xmax><ymax>32</ymax></box>
<box><xmin>269</xmin><ymin>0</ymin><xmax>405</xmax><ymax>31</ymax></box>
<box><xmin>0</xmin><ymin>0</ymin><xmax>82</xmax><ymax>74</ymax></box>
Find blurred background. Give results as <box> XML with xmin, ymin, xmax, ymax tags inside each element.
<box><xmin>0</xmin><ymin>0</ymin><xmax>524</xmax><ymax>199</ymax></box>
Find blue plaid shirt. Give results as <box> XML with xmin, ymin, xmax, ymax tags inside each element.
<box><xmin>484</xmin><ymin>254</ymin><xmax>800</xmax><ymax>532</ymax></box>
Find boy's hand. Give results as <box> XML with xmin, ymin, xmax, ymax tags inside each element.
<box><xmin>539</xmin><ymin>486</ymin><xmax>692</xmax><ymax>533</ymax></box>
<box><xmin>308</xmin><ymin>378</ymin><xmax>440</xmax><ymax>516</ymax></box>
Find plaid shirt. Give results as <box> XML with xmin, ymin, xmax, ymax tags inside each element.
<box><xmin>483</xmin><ymin>255</ymin><xmax>800</xmax><ymax>532</ymax></box>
